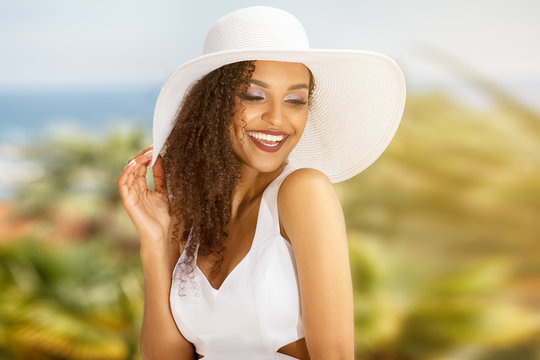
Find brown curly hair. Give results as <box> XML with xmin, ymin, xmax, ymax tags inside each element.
<box><xmin>162</xmin><ymin>60</ymin><xmax>315</xmax><ymax>295</ymax></box>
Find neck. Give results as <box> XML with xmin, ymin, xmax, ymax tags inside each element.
<box><xmin>230</xmin><ymin>162</ymin><xmax>287</xmax><ymax>220</ymax></box>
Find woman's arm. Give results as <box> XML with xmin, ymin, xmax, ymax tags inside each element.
<box><xmin>139</xmin><ymin>225</ymin><xmax>196</xmax><ymax>359</ymax></box>
<box><xmin>117</xmin><ymin>146</ymin><xmax>196</xmax><ymax>360</ymax></box>
<box><xmin>278</xmin><ymin>168</ymin><xmax>355</xmax><ymax>360</ymax></box>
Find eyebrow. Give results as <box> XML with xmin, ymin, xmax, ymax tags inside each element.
<box><xmin>249</xmin><ymin>79</ymin><xmax>308</xmax><ymax>91</ymax></box>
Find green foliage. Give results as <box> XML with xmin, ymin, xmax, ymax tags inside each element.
<box><xmin>0</xmin><ymin>237</ymin><xmax>143</xmax><ymax>360</ymax></box>
<box><xmin>338</xmin><ymin>86</ymin><xmax>540</xmax><ymax>359</ymax></box>
<box><xmin>10</xmin><ymin>126</ymin><xmax>152</xmax><ymax>247</ymax></box>
<box><xmin>15</xmin><ymin>126</ymin><xmax>149</xmax><ymax>210</ymax></box>
<box><xmin>337</xmin><ymin>91</ymin><xmax>540</xmax><ymax>270</ymax></box>
<box><xmin>348</xmin><ymin>233</ymin><xmax>540</xmax><ymax>360</ymax></box>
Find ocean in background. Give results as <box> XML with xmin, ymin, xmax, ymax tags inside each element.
<box><xmin>0</xmin><ymin>88</ymin><xmax>158</xmax><ymax>143</ymax></box>
<box><xmin>0</xmin><ymin>88</ymin><xmax>158</xmax><ymax>199</ymax></box>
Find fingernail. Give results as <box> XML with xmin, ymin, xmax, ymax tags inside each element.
<box><xmin>143</xmin><ymin>149</ymin><xmax>153</xmax><ymax>156</ymax></box>
<box><xmin>124</xmin><ymin>159</ymin><xmax>136</xmax><ymax>169</ymax></box>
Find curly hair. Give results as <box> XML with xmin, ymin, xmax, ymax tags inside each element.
<box><xmin>162</xmin><ymin>60</ymin><xmax>315</xmax><ymax>295</ymax></box>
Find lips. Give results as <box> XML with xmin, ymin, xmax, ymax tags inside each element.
<box><xmin>247</xmin><ymin>130</ymin><xmax>288</xmax><ymax>153</ymax></box>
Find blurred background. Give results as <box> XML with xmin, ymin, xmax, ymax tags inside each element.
<box><xmin>1</xmin><ymin>0</ymin><xmax>539</xmax><ymax>359</ymax></box>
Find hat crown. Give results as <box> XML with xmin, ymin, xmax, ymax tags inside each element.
<box><xmin>203</xmin><ymin>6</ymin><xmax>310</xmax><ymax>54</ymax></box>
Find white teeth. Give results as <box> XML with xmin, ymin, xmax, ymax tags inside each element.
<box><xmin>247</xmin><ymin>132</ymin><xmax>285</xmax><ymax>142</ymax></box>
<box><xmin>259</xmin><ymin>141</ymin><xmax>279</xmax><ymax>147</ymax></box>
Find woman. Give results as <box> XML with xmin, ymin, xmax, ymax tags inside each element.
<box><xmin>117</xmin><ymin>6</ymin><xmax>405</xmax><ymax>360</ymax></box>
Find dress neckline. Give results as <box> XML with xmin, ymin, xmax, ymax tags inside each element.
<box><xmin>194</xmin><ymin>163</ymin><xmax>292</xmax><ymax>294</ymax></box>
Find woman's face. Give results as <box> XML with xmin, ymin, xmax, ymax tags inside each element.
<box><xmin>229</xmin><ymin>60</ymin><xmax>311</xmax><ymax>173</ymax></box>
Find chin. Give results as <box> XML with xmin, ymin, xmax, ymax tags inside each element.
<box><xmin>244</xmin><ymin>157</ymin><xmax>287</xmax><ymax>173</ymax></box>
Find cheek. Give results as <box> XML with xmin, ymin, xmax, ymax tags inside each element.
<box><xmin>233</xmin><ymin>107</ymin><xmax>258</xmax><ymax>137</ymax></box>
<box><xmin>294</xmin><ymin>110</ymin><xmax>309</xmax><ymax>132</ymax></box>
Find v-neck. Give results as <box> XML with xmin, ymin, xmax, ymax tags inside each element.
<box><xmin>194</xmin><ymin>166</ymin><xmax>288</xmax><ymax>293</ymax></box>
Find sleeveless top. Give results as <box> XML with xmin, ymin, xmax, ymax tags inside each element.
<box><xmin>169</xmin><ymin>163</ymin><xmax>304</xmax><ymax>360</ymax></box>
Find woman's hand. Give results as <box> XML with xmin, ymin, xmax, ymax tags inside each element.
<box><xmin>117</xmin><ymin>145</ymin><xmax>171</xmax><ymax>245</ymax></box>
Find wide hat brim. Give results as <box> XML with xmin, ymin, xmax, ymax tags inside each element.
<box><xmin>150</xmin><ymin>48</ymin><xmax>406</xmax><ymax>183</ymax></box>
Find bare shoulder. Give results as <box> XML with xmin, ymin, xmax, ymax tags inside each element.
<box><xmin>278</xmin><ymin>167</ymin><xmax>336</xmax><ymax>209</ymax></box>
<box><xmin>280</xmin><ymin>167</ymin><xmax>332</xmax><ymax>195</ymax></box>
<box><xmin>277</xmin><ymin>167</ymin><xmax>341</xmax><ymax>242</ymax></box>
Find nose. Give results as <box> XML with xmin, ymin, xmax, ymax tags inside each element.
<box><xmin>261</xmin><ymin>98</ymin><xmax>284</xmax><ymax>125</ymax></box>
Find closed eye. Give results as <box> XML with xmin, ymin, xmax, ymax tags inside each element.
<box><xmin>241</xmin><ymin>94</ymin><xmax>264</xmax><ymax>101</ymax></box>
<box><xmin>287</xmin><ymin>99</ymin><xmax>307</xmax><ymax>105</ymax></box>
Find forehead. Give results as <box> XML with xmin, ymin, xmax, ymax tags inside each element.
<box><xmin>251</xmin><ymin>60</ymin><xmax>310</xmax><ymax>82</ymax></box>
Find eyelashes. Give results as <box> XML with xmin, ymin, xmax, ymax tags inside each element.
<box><xmin>240</xmin><ymin>93</ymin><xmax>307</xmax><ymax>105</ymax></box>
<box><xmin>287</xmin><ymin>99</ymin><xmax>308</xmax><ymax>105</ymax></box>
<box><xmin>241</xmin><ymin>94</ymin><xmax>264</xmax><ymax>101</ymax></box>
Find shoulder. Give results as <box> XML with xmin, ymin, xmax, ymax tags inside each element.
<box><xmin>277</xmin><ymin>167</ymin><xmax>341</xmax><ymax>241</ymax></box>
<box><xmin>279</xmin><ymin>167</ymin><xmax>333</xmax><ymax>197</ymax></box>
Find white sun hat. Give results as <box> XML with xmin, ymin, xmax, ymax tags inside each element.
<box><xmin>150</xmin><ymin>5</ymin><xmax>406</xmax><ymax>183</ymax></box>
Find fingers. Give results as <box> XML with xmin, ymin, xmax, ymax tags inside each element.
<box><xmin>117</xmin><ymin>147</ymin><xmax>155</xmax><ymax>200</ymax></box>
<box><xmin>152</xmin><ymin>153</ymin><xmax>168</xmax><ymax>195</ymax></box>
<box><xmin>127</xmin><ymin>144</ymin><xmax>154</xmax><ymax>163</ymax></box>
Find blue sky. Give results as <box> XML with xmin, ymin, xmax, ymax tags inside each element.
<box><xmin>0</xmin><ymin>0</ymin><xmax>538</xmax><ymax>108</ymax></box>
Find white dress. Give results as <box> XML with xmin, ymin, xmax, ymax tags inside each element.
<box><xmin>170</xmin><ymin>163</ymin><xmax>304</xmax><ymax>359</ymax></box>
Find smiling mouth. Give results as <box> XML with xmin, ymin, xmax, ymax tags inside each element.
<box><xmin>246</xmin><ymin>131</ymin><xmax>288</xmax><ymax>145</ymax></box>
<box><xmin>246</xmin><ymin>130</ymin><xmax>288</xmax><ymax>152</ymax></box>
